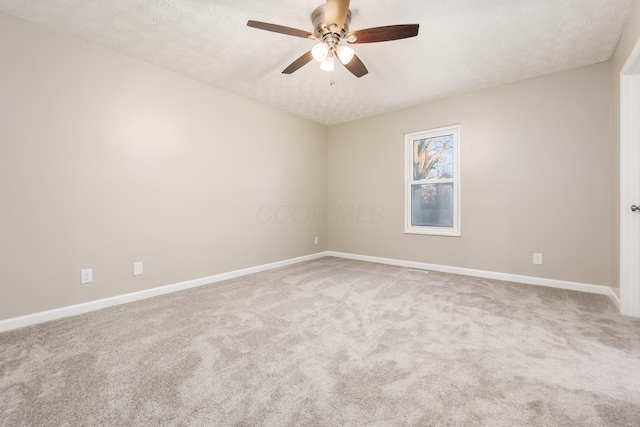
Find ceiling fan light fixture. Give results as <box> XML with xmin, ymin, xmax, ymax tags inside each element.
<box><xmin>312</xmin><ymin>42</ymin><xmax>329</xmax><ymax>62</ymax></box>
<box><xmin>320</xmin><ymin>54</ymin><xmax>335</xmax><ymax>72</ymax></box>
<box><xmin>336</xmin><ymin>45</ymin><xmax>355</xmax><ymax>64</ymax></box>
<box><xmin>247</xmin><ymin>4</ymin><xmax>419</xmax><ymax>78</ymax></box>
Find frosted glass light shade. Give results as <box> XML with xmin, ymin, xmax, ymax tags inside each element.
<box><xmin>320</xmin><ymin>55</ymin><xmax>334</xmax><ymax>72</ymax></box>
<box><xmin>312</xmin><ymin>43</ymin><xmax>329</xmax><ymax>62</ymax></box>
<box><xmin>336</xmin><ymin>45</ymin><xmax>355</xmax><ymax>64</ymax></box>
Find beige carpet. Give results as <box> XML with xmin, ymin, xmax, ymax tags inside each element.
<box><xmin>1</xmin><ymin>257</ymin><xmax>640</xmax><ymax>426</ymax></box>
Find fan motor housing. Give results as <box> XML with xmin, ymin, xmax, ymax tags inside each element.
<box><xmin>312</xmin><ymin>4</ymin><xmax>351</xmax><ymax>45</ymax></box>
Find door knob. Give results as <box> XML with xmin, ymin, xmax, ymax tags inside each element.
<box><xmin>632</xmin><ymin>205</ymin><xmax>640</xmax><ymax>212</ymax></box>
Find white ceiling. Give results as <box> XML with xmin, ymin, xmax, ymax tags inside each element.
<box><xmin>0</xmin><ymin>0</ymin><xmax>635</xmax><ymax>125</ymax></box>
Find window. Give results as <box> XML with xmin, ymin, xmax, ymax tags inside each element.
<box><xmin>404</xmin><ymin>124</ymin><xmax>460</xmax><ymax>236</ymax></box>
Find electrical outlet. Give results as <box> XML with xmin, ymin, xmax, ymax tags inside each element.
<box><xmin>81</xmin><ymin>268</ymin><xmax>93</xmax><ymax>284</ymax></box>
<box><xmin>133</xmin><ymin>262</ymin><xmax>143</xmax><ymax>276</ymax></box>
<box><xmin>314</xmin><ymin>236</ymin><xmax>318</xmax><ymax>245</ymax></box>
<box><xmin>533</xmin><ymin>253</ymin><xmax>543</xmax><ymax>265</ymax></box>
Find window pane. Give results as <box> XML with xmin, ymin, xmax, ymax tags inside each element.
<box><xmin>411</xmin><ymin>183</ymin><xmax>454</xmax><ymax>227</ymax></box>
<box><xmin>413</xmin><ymin>135</ymin><xmax>454</xmax><ymax>181</ymax></box>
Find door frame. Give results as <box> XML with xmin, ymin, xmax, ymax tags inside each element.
<box><xmin>620</xmin><ymin>37</ymin><xmax>640</xmax><ymax>317</ymax></box>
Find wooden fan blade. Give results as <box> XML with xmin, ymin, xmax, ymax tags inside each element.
<box><xmin>347</xmin><ymin>24</ymin><xmax>419</xmax><ymax>43</ymax></box>
<box><xmin>282</xmin><ymin>51</ymin><xmax>314</xmax><ymax>74</ymax></box>
<box><xmin>325</xmin><ymin>0</ymin><xmax>350</xmax><ymax>30</ymax></box>
<box><xmin>247</xmin><ymin>20</ymin><xmax>314</xmax><ymax>39</ymax></box>
<box><xmin>340</xmin><ymin>53</ymin><xmax>368</xmax><ymax>78</ymax></box>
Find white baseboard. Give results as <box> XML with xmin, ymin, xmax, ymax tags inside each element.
<box><xmin>0</xmin><ymin>252</ymin><xmax>327</xmax><ymax>333</ymax></box>
<box><xmin>608</xmin><ymin>288</ymin><xmax>621</xmax><ymax>311</ymax></box>
<box><xmin>1</xmin><ymin>250</ymin><xmax>618</xmax><ymax>333</ymax></box>
<box><xmin>327</xmin><ymin>251</ymin><xmax>612</xmax><ymax>296</ymax></box>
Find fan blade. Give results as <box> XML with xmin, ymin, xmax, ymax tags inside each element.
<box><xmin>282</xmin><ymin>51</ymin><xmax>314</xmax><ymax>74</ymax></box>
<box><xmin>325</xmin><ymin>0</ymin><xmax>350</xmax><ymax>30</ymax></box>
<box><xmin>347</xmin><ymin>24</ymin><xmax>419</xmax><ymax>43</ymax></box>
<box><xmin>247</xmin><ymin>20</ymin><xmax>314</xmax><ymax>39</ymax></box>
<box><xmin>340</xmin><ymin>53</ymin><xmax>368</xmax><ymax>78</ymax></box>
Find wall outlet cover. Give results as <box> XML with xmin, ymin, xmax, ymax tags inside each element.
<box><xmin>81</xmin><ymin>268</ymin><xmax>93</xmax><ymax>284</ymax></box>
<box><xmin>133</xmin><ymin>262</ymin><xmax>143</xmax><ymax>276</ymax></box>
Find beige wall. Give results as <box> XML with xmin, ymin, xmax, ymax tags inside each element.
<box><xmin>328</xmin><ymin>62</ymin><xmax>613</xmax><ymax>286</ymax></box>
<box><xmin>0</xmin><ymin>13</ymin><xmax>327</xmax><ymax>321</ymax></box>
<box><xmin>610</xmin><ymin>1</ymin><xmax>640</xmax><ymax>288</ymax></box>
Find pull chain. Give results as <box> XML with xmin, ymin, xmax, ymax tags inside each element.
<box><xmin>330</xmin><ymin>68</ymin><xmax>335</xmax><ymax>86</ymax></box>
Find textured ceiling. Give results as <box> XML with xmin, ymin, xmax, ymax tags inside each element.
<box><xmin>0</xmin><ymin>0</ymin><xmax>635</xmax><ymax>125</ymax></box>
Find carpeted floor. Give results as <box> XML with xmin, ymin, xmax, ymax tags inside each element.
<box><xmin>1</xmin><ymin>256</ymin><xmax>640</xmax><ymax>426</ymax></box>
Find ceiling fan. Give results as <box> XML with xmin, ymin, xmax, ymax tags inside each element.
<box><xmin>247</xmin><ymin>0</ymin><xmax>419</xmax><ymax>78</ymax></box>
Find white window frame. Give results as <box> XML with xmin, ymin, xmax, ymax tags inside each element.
<box><xmin>404</xmin><ymin>124</ymin><xmax>461</xmax><ymax>236</ymax></box>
